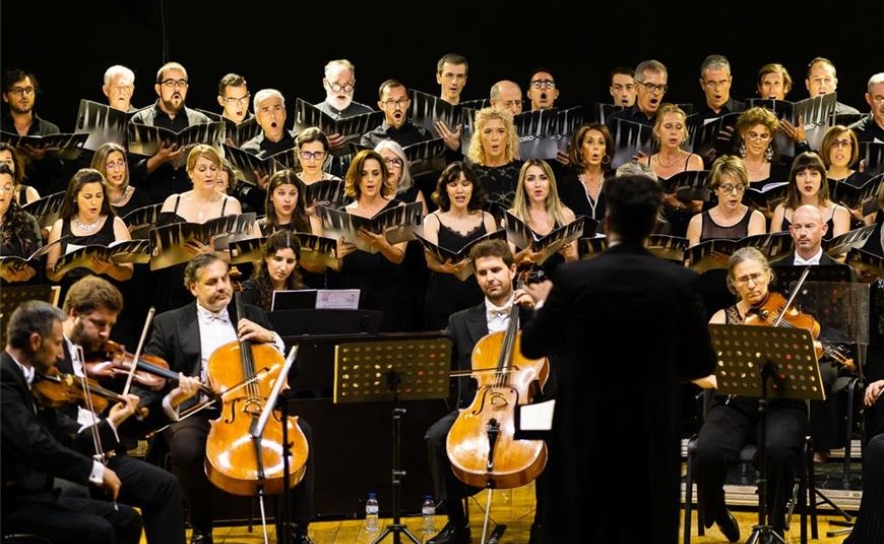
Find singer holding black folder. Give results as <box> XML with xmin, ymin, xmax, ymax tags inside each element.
<box><xmin>144</xmin><ymin>253</ymin><xmax>315</xmax><ymax>544</ymax></box>
<box><xmin>692</xmin><ymin>247</ymin><xmax>807</xmax><ymax>542</ymax></box>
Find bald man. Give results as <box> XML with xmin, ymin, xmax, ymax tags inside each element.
<box><xmin>489</xmin><ymin>80</ymin><xmax>523</xmax><ymax>115</ymax></box>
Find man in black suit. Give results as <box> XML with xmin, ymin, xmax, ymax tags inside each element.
<box><xmin>58</xmin><ymin>275</ymin><xmax>194</xmax><ymax>544</ymax></box>
<box><xmin>772</xmin><ymin>204</ymin><xmax>858</xmax><ymax>463</ymax></box>
<box><xmin>1</xmin><ymin>300</ymin><xmax>143</xmax><ymax>544</ymax></box>
<box><xmin>520</xmin><ymin>174</ymin><xmax>717</xmax><ymax>544</ymax></box>
<box><xmin>144</xmin><ymin>253</ymin><xmax>315</xmax><ymax>544</ymax></box>
<box><xmin>424</xmin><ymin>239</ymin><xmax>547</xmax><ymax>544</ymax></box>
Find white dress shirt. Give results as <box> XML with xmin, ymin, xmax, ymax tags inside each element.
<box><xmin>485</xmin><ymin>295</ymin><xmax>516</xmax><ymax>333</ymax></box>
<box><xmin>793</xmin><ymin>248</ymin><xmax>823</xmax><ymax>266</ymax></box>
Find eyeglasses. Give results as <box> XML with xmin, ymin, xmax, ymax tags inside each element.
<box><xmin>106</xmin><ymin>160</ymin><xmax>126</xmax><ymax>171</ymax></box>
<box><xmin>329</xmin><ymin>82</ymin><xmax>354</xmax><ymax>93</ymax></box>
<box><xmin>384</xmin><ymin>158</ymin><xmax>403</xmax><ymax>169</ymax></box>
<box><xmin>7</xmin><ymin>86</ymin><xmax>34</xmax><ymax>97</ymax></box>
<box><xmin>745</xmin><ymin>131</ymin><xmax>772</xmax><ymax>141</ymax></box>
<box><xmin>0</xmin><ymin>184</ymin><xmax>14</xmax><ymax>193</ymax></box>
<box><xmin>717</xmin><ymin>183</ymin><xmax>745</xmax><ymax>194</ymax></box>
<box><xmin>159</xmin><ymin>79</ymin><xmax>189</xmax><ymax>89</ymax></box>
<box><xmin>382</xmin><ymin>98</ymin><xmax>409</xmax><ymax>109</ymax></box>
<box><xmin>530</xmin><ymin>79</ymin><xmax>555</xmax><ymax>90</ymax></box>
<box><xmin>638</xmin><ymin>82</ymin><xmax>668</xmax><ymax>93</ymax></box>
<box><xmin>832</xmin><ymin>139</ymin><xmax>852</xmax><ymax>149</ymax></box>
<box><xmin>299</xmin><ymin>150</ymin><xmax>326</xmax><ymax>161</ymax></box>
<box><xmin>734</xmin><ymin>272</ymin><xmax>765</xmax><ymax>286</ymax></box>
<box><xmin>500</xmin><ymin>100</ymin><xmax>523</xmax><ymax>108</ymax></box>
<box><xmin>221</xmin><ymin>94</ymin><xmax>250</xmax><ymax>105</ymax></box>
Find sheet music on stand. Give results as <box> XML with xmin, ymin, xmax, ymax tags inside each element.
<box><xmin>0</xmin><ymin>284</ymin><xmax>61</xmax><ymax>348</ymax></box>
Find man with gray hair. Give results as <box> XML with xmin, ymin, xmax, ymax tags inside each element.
<box><xmin>850</xmin><ymin>72</ymin><xmax>884</xmax><ymax>143</ymax></box>
<box><xmin>489</xmin><ymin>80</ymin><xmax>524</xmax><ymax>115</ymax></box>
<box><xmin>103</xmin><ymin>65</ymin><xmax>137</xmax><ymax>113</ymax></box>
<box><xmin>607</xmin><ymin>59</ymin><xmax>668</xmax><ymax>128</ymax></box>
<box><xmin>316</xmin><ymin>59</ymin><xmax>374</xmax><ymax>177</ymax></box>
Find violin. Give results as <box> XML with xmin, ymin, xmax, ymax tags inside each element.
<box><xmin>204</xmin><ymin>293</ymin><xmax>308</xmax><ymax>497</ymax></box>
<box><xmin>446</xmin><ymin>297</ymin><xmax>549</xmax><ymax>489</ymax></box>
<box><xmin>32</xmin><ymin>367</ymin><xmax>146</xmax><ymax>416</ymax></box>
<box><xmin>745</xmin><ymin>291</ymin><xmax>855</xmax><ymax>370</ymax></box>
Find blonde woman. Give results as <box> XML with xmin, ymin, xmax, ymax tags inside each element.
<box><xmin>466</xmin><ymin>107</ymin><xmax>522</xmax><ymax>222</ymax></box>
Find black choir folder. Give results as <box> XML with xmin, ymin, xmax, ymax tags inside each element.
<box><xmin>194</xmin><ymin>109</ymin><xmax>262</xmax><ymax>148</ymax></box>
<box><xmin>229</xmin><ymin>233</ymin><xmax>339</xmax><ymax>270</ymax></box>
<box><xmin>148</xmin><ymin>213</ymin><xmax>257</xmax><ymax>270</ymax></box>
<box><xmin>828</xmin><ymin>173</ymin><xmax>884</xmax><ymax>214</ymax></box>
<box><xmin>742</xmin><ymin>182</ymin><xmax>789</xmax><ymax>211</ymax></box>
<box><xmin>822</xmin><ymin>225</ymin><xmax>877</xmax><ymax>256</ymax></box>
<box><xmin>293</xmin><ymin>98</ymin><xmax>383</xmax><ymax>138</ymax></box>
<box><xmin>316</xmin><ymin>202</ymin><xmax>423</xmax><ymax>254</ymax></box>
<box><xmin>747</xmin><ymin>93</ymin><xmax>838</xmax><ymax>154</ymax></box>
<box><xmin>461</xmin><ymin>106</ymin><xmax>584</xmax><ymax>161</ymax></box>
<box><xmin>0</xmin><ymin>236</ymin><xmax>66</xmax><ymax>278</ymax></box>
<box><xmin>127</xmin><ymin>121</ymin><xmax>225</xmax><ymax>167</ymax></box>
<box><xmin>414</xmin><ymin>229</ymin><xmax>507</xmax><ymax>281</ymax></box>
<box><xmin>222</xmin><ymin>143</ymin><xmax>295</xmax><ymax>186</ymax></box>
<box><xmin>75</xmin><ymin>99</ymin><xmax>130</xmax><ymax>150</ymax></box>
<box><xmin>504</xmin><ymin>212</ymin><xmax>588</xmax><ymax>265</ymax></box>
<box><xmin>52</xmin><ymin>239</ymin><xmax>151</xmax><ymax>277</ymax></box>
<box><xmin>660</xmin><ymin>170</ymin><xmax>711</xmax><ymax>202</ymax></box>
<box><xmin>408</xmin><ymin>89</ymin><xmax>488</xmax><ymax>134</ymax></box>
<box><xmin>0</xmin><ymin>131</ymin><xmax>88</xmax><ymax>161</ymax></box>
<box><xmin>859</xmin><ymin>142</ymin><xmax>884</xmax><ymax>177</ymax></box>
<box><xmin>22</xmin><ymin>191</ymin><xmax>66</xmax><ymax>229</ymax></box>
<box><xmin>301</xmin><ymin>178</ymin><xmax>347</xmax><ymax>208</ymax></box>
<box><xmin>122</xmin><ymin>203</ymin><xmax>163</xmax><ymax>239</ymax></box>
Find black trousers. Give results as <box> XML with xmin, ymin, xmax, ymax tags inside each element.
<box><xmin>3</xmin><ymin>492</ymin><xmax>142</xmax><ymax>544</ymax></box>
<box><xmin>425</xmin><ymin>410</ymin><xmax>548</xmax><ymax>526</ymax></box>
<box><xmin>694</xmin><ymin>397</ymin><xmax>807</xmax><ymax>531</ymax></box>
<box><xmin>110</xmin><ymin>454</ymin><xmax>186</xmax><ymax>544</ymax></box>
<box><xmin>165</xmin><ymin>411</ymin><xmax>315</xmax><ymax>533</ymax></box>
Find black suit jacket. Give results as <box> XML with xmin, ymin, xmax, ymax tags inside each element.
<box><xmin>771</xmin><ymin>251</ymin><xmax>839</xmax><ymax>267</ymax></box>
<box><xmin>144</xmin><ymin>301</ymin><xmax>275</xmax><ymax>410</ymax></box>
<box><xmin>1</xmin><ymin>352</ymin><xmax>118</xmax><ymax>498</ymax></box>
<box><xmin>520</xmin><ymin>242</ymin><xmax>716</xmax><ymax>544</ymax></box>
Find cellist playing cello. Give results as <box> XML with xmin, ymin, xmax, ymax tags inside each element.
<box><xmin>424</xmin><ymin>238</ymin><xmax>551</xmax><ymax>544</ymax></box>
<box><xmin>143</xmin><ymin>253</ymin><xmax>316</xmax><ymax>544</ymax></box>
<box><xmin>520</xmin><ymin>174</ymin><xmax>716</xmax><ymax>544</ymax></box>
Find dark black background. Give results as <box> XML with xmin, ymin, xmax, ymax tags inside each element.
<box><xmin>3</xmin><ymin>0</ymin><xmax>883</xmax><ymax>130</ymax></box>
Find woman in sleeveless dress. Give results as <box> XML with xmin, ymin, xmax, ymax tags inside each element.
<box><xmin>770</xmin><ymin>151</ymin><xmax>850</xmax><ymax>241</ymax></box>
<box><xmin>0</xmin><ymin>163</ymin><xmax>42</xmax><ymax>284</ymax></box>
<box><xmin>466</xmin><ymin>107</ymin><xmax>523</xmax><ymax>225</ymax></box>
<box><xmin>422</xmin><ymin>162</ymin><xmax>497</xmax><ymax>330</ymax></box>
<box><xmin>241</xmin><ymin>230</ymin><xmax>305</xmax><ymax>311</ymax></box>
<box><xmin>558</xmin><ymin>123</ymin><xmax>614</xmax><ymax>234</ymax></box>
<box><xmin>91</xmin><ymin>142</ymin><xmax>149</xmax><ymax>219</ymax></box>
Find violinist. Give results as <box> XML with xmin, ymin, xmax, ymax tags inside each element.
<box><xmin>521</xmin><ymin>174</ymin><xmax>716</xmax><ymax>544</ymax></box>
<box><xmin>58</xmin><ymin>275</ymin><xmax>195</xmax><ymax>544</ymax></box>
<box><xmin>1</xmin><ymin>300</ymin><xmax>143</xmax><ymax>544</ymax></box>
<box><xmin>771</xmin><ymin>204</ymin><xmax>858</xmax><ymax>463</ymax></box>
<box><xmin>144</xmin><ymin>253</ymin><xmax>315</xmax><ymax>544</ymax></box>
<box><xmin>424</xmin><ymin>239</ymin><xmax>546</xmax><ymax>544</ymax></box>
<box><xmin>693</xmin><ymin>247</ymin><xmax>808</xmax><ymax>542</ymax></box>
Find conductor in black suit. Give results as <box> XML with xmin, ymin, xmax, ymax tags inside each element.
<box><xmin>1</xmin><ymin>300</ymin><xmax>143</xmax><ymax>544</ymax></box>
<box><xmin>521</xmin><ymin>174</ymin><xmax>717</xmax><ymax>544</ymax></box>
<box><xmin>424</xmin><ymin>239</ymin><xmax>549</xmax><ymax>544</ymax></box>
<box><xmin>144</xmin><ymin>253</ymin><xmax>315</xmax><ymax>544</ymax></box>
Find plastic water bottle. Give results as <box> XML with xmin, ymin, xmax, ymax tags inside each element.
<box><xmin>421</xmin><ymin>495</ymin><xmax>436</xmax><ymax>535</ymax></box>
<box><xmin>365</xmin><ymin>492</ymin><xmax>380</xmax><ymax>534</ymax></box>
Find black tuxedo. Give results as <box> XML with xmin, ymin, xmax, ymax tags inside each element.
<box><xmin>144</xmin><ymin>301</ymin><xmax>314</xmax><ymax>538</ymax></box>
<box><xmin>521</xmin><ymin>242</ymin><xmax>716</xmax><ymax>544</ymax></box>
<box><xmin>1</xmin><ymin>352</ymin><xmax>142</xmax><ymax>543</ymax></box>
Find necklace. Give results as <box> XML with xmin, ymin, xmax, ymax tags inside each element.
<box><xmin>655</xmin><ymin>151</ymin><xmax>684</xmax><ymax>169</ymax></box>
<box><xmin>74</xmin><ymin>216</ymin><xmax>101</xmax><ymax>233</ymax></box>
<box><xmin>109</xmin><ymin>186</ymin><xmax>132</xmax><ymax>205</ymax></box>
<box><xmin>745</xmin><ymin>158</ymin><xmax>768</xmax><ymax>176</ymax></box>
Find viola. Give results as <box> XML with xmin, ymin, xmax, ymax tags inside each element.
<box><xmin>32</xmin><ymin>367</ymin><xmax>146</xmax><ymax>416</ymax></box>
<box><xmin>745</xmin><ymin>291</ymin><xmax>855</xmax><ymax>370</ymax></box>
<box><xmin>204</xmin><ymin>293</ymin><xmax>308</xmax><ymax>497</ymax></box>
<box><xmin>446</xmin><ymin>301</ymin><xmax>549</xmax><ymax>489</ymax></box>
<box><xmin>85</xmin><ymin>340</ymin><xmax>215</xmax><ymax>396</ymax></box>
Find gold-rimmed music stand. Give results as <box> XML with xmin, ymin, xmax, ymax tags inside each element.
<box><xmin>709</xmin><ymin>324</ymin><xmax>825</xmax><ymax>544</ymax></box>
<box><xmin>334</xmin><ymin>335</ymin><xmax>451</xmax><ymax>544</ymax></box>
<box><xmin>0</xmin><ymin>284</ymin><xmax>61</xmax><ymax>347</ymax></box>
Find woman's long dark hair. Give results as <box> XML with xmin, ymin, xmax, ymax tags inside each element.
<box><xmin>250</xmin><ymin>230</ymin><xmax>304</xmax><ymax>311</ymax></box>
<box><xmin>0</xmin><ymin>164</ymin><xmax>38</xmax><ymax>256</ymax></box>
<box><xmin>263</xmin><ymin>170</ymin><xmax>312</xmax><ymax>234</ymax></box>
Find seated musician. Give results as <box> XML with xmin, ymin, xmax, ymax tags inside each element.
<box><xmin>1</xmin><ymin>300</ymin><xmax>142</xmax><ymax>544</ymax></box>
<box><xmin>693</xmin><ymin>247</ymin><xmax>808</xmax><ymax>542</ymax></box>
<box><xmin>240</xmin><ymin>230</ymin><xmax>306</xmax><ymax>311</ymax></box>
<box><xmin>143</xmin><ymin>253</ymin><xmax>315</xmax><ymax>544</ymax></box>
<box><xmin>424</xmin><ymin>239</ymin><xmax>548</xmax><ymax>544</ymax></box>
<box><xmin>58</xmin><ymin>275</ymin><xmax>199</xmax><ymax>544</ymax></box>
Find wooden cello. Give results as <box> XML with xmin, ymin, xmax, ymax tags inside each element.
<box><xmin>445</xmin><ymin>301</ymin><xmax>550</xmax><ymax>489</ymax></box>
<box><xmin>204</xmin><ymin>293</ymin><xmax>309</xmax><ymax>497</ymax></box>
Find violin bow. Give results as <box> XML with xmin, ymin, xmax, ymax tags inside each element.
<box><xmin>121</xmin><ymin>306</ymin><xmax>155</xmax><ymax>397</ymax></box>
<box><xmin>772</xmin><ymin>266</ymin><xmax>812</xmax><ymax>327</ymax></box>
<box><xmin>76</xmin><ymin>345</ymin><xmax>119</xmax><ymax>511</ymax></box>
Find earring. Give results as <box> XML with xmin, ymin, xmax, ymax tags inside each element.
<box><xmin>601</xmin><ymin>155</ymin><xmax>611</xmax><ymax>165</ymax></box>
<box><xmin>739</xmin><ymin>141</ymin><xmax>747</xmax><ymax>158</ymax></box>
<box><xmin>765</xmin><ymin>144</ymin><xmax>774</xmax><ymax>161</ymax></box>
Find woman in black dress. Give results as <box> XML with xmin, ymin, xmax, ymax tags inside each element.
<box><xmin>241</xmin><ymin>230</ymin><xmax>305</xmax><ymax>311</ymax></box>
<box><xmin>0</xmin><ymin>163</ymin><xmax>42</xmax><ymax>284</ymax></box>
<box><xmin>90</xmin><ymin>142</ymin><xmax>150</xmax><ymax>219</ymax></box>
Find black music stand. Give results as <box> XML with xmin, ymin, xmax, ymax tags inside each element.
<box><xmin>333</xmin><ymin>335</ymin><xmax>452</xmax><ymax>544</ymax></box>
<box><xmin>0</xmin><ymin>284</ymin><xmax>61</xmax><ymax>347</ymax></box>
<box><xmin>709</xmin><ymin>324</ymin><xmax>825</xmax><ymax>544</ymax></box>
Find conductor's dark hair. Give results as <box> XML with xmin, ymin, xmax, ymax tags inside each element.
<box><xmin>469</xmin><ymin>239</ymin><xmax>514</xmax><ymax>268</ymax></box>
<box><xmin>6</xmin><ymin>300</ymin><xmax>65</xmax><ymax>351</ymax></box>
<box><xmin>603</xmin><ymin>174</ymin><xmax>662</xmax><ymax>243</ymax></box>
<box><xmin>184</xmin><ymin>253</ymin><xmax>228</xmax><ymax>289</ymax></box>
<box><xmin>431</xmin><ymin>161</ymin><xmax>486</xmax><ymax>212</ymax></box>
